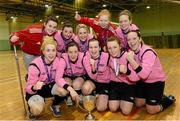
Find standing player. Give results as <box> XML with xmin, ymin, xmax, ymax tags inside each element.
<box><xmin>10</xmin><ymin>16</ymin><xmax>59</xmax><ymax>69</ymax></box>
<box><xmin>75</xmin><ymin>9</ymin><xmax>117</xmax><ymax>51</ymax></box>
<box><xmin>74</xmin><ymin>24</ymin><xmax>93</xmax><ymax>53</ymax></box>
<box><xmin>54</xmin><ymin>21</ymin><xmax>75</xmax><ymax>58</ymax></box>
<box><xmin>115</xmin><ymin>10</ymin><xmax>139</xmax><ymax>50</ymax></box>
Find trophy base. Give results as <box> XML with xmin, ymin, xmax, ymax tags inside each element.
<box><xmin>85</xmin><ymin>113</ymin><xmax>95</xmax><ymax>121</ymax></box>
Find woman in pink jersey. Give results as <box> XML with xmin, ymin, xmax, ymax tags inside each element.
<box><xmin>107</xmin><ymin>36</ymin><xmax>139</xmax><ymax>115</ymax></box>
<box><xmin>25</xmin><ymin>37</ymin><xmax>79</xmax><ymax>119</ymax></box>
<box><xmin>59</xmin><ymin>41</ymin><xmax>87</xmax><ymax>105</ymax></box>
<box><xmin>54</xmin><ymin>21</ymin><xmax>75</xmax><ymax>58</ymax></box>
<box><xmin>75</xmin><ymin>9</ymin><xmax>117</xmax><ymax>51</ymax></box>
<box><xmin>126</xmin><ymin>30</ymin><xmax>175</xmax><ymax>114</ymax></box>
<box><xmin>74</xmin><ymin>24</ymin><xmax>93</xmax><ymax>53</ymax></box>
<box><xmin>115</xmin><ymin>10</ymin><xmax>139</xmax><ymax>51</ymax></box>
<box><xmin>82</xmin><ymin>38</ymin><xmax>110</xmax><ymax>112</ymax></box>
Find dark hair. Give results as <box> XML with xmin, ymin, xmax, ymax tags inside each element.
<box><xmin>62</xmin><ymin>21</ymin><xmax>73</xmax><ymax>31</ymax></box>
<box><xmin>107</xmin><ymin>36</ymin><xmax>121</xmax><ymax>46</ymax></box>
<box><xmin>44</xmin><ymin>15</ymin><xmax>58</xmax><ymax>25</ymax></box>
<box><xmin>126</xmin><ymin>30</ymin><xmax>144</xmax><ymax>45</ymax></box>
<box><xmin>127</xmin><ymin>30</ymin><xmax>141</xmax><ymax>38</ymax></box>
<box><xmin>88</xmin><ymin>38</ymin><xmax>101</xmax><ymax>48</ymax></box>
<box><xmin>66</xmin><ymin>41</ymin><xmax>79</xmax><ymax>51</ymax></box>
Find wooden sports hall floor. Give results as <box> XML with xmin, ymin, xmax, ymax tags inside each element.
<box><xmin>0</xmin><ymin>49</ymin><xmax>180</xmax><ymax>120</ymax></box>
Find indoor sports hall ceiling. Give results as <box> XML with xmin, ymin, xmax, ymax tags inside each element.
<box><xmin>0</xmin><ymin>0</ymin><xmax>179</xmax><ymax>20</ymax></box>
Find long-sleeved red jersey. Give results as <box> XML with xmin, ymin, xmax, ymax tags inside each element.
<box><xmin>10</xmin><ymin>24</ymin><xmax>56</xmax><ymax>55</ymax></box>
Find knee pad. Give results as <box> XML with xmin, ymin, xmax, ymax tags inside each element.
<box><xmin>28</xmin><ymin>95</ymin><xmax>44</xmax><ymax>107</ymax></box>
<box><xmin>51</xmin><ymin>84</ymin><xmax>58</xmax><ymax>95</ymax></box>
<box><xmin>28</xmin><ymin>95</ymin><xmax>45</xmax><ymax>115</ymax></box>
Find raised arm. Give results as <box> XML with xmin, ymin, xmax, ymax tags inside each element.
<box><xmin>74</xmin><ymin>11</ymin><xmax>81</xmax><ymax>21</ymax></box>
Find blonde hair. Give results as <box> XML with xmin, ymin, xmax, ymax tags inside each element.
<box><xmin>40</xmin><ymin>36</ymin><xmax>57</xmax><ymax>52</ymax></box>
<box><xmin>76</xmin><ymin>24</ymin><xmax>89</xmax><ymax>35</ymax></box>
<box><xmin>119</xmin><ymin>10</ymin><xmax>132</xmax><ymax>21</ymax></box>
<box><xmin>97</xmin><ymin>9</ymin><xmax>111</xmax><ymax>20</ymax></box>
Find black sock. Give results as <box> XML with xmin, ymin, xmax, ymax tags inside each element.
<box><xmin>66</xmin><ymin>93</ymin><xmax>71</xmax><ymax>98</ymax></box>
<box><xmin>75</xmin><ymin>89</ymin><xmax>82</xmax><ymax>95</ymax></box>
<box><xmin>88</xmin><ymin>91</ymin><xmax>95</xmax><ymax>96</ymax></box>
<box><xmin>159</xmin><ymin>95</ymin><xmax>174</xmax><ymax>111</ymax></box>
<box><xmin>52</xmin><ymin>95</ymin><xmax>65</xmax><ymax>106</ymax></box>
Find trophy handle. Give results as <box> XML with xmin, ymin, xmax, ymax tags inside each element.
<box><xmin>76</xmin><ymin>103</ymin><xmax>88</xmax><ymax>112</ymax></box>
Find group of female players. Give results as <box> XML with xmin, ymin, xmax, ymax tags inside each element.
<box><xmin>10</xmin><ymin>9</ymin><xmax>175</xmax><ymax>119</ymax></box>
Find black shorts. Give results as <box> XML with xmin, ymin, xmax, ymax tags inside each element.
<box><xmin>26</xmin><ymin>82</ymin><xmax>55</xmax><ymax>101</ymax></box>
<box><xmin>93</xmin><ymin>81</ymin><xmax>109</xmax><ymax>95</ymax></box>
<box><xmin>135</xmin><ymin>81</ymin><xmax>165</xmax><ymax>105</ymax></box>
<box><xmin>63</xmin><ymin>74</ymin><xmax>90</xmax><ymax>81</ymax></box>
<box><xmin>109</xmin><ymin>81</ymin><xmax>135</xmax><ymax>103</ymax></box>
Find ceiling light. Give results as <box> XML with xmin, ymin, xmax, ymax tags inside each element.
<box><xmin>146</xmin><ymin>6</ymin><xmax>150</xmax><ymax>9</ymax></box>
<box><xmin>45</xmin><ymin>4</ymin><xmax>49</xmax><ymax>7</ymax></box>
<box><xmin>102</xmin><ymin>4</ymin><xmax>107</xmax><ymax>7</ymax></box>
<box><xmin>45</xmin><ymin>4</ymin><xmax>52</xmax><ymax>8</ymax></box>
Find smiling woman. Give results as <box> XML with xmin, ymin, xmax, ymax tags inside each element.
<box><xmin>40</xmin><ymin>36</ymin><xmax>57</xmax><ymax>64</ymax></box>
<box><xmin>82</xmin><ymin>38</ymin><xmax>110</xmax><ymax>112</ymax></box>
<box><xmin>9</xmin><ymin>15</ymin><xmax>59</xmax><ymax>70</ymax></box>
<box><xmin>126</xmin><ymin>30</ymin><xmax>176</xmax><ymax>115</ymax></box>
<box><xmin>57</xmin><ymin>41</ymin><xmax>87</xmax><ymax>106</ymax></box>
<box><xmin>24</xmin><ymin>36</ymin><xmax>80</xmax><ymax>119</ymax></box>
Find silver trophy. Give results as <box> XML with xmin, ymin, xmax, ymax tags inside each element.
<box><xmin>83</xmin><ymin>95</ymin><xmax>96</xmax><ymax>121</ymax></box>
